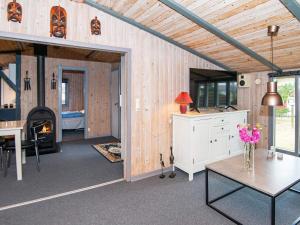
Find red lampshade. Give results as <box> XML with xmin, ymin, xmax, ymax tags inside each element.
<box><xmin>175</xmin><ymin>92</ymin><xmax>193</xmax><ymax>104</ymax></box>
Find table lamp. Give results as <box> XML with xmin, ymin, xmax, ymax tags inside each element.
<box><xmin>175</xmin><ymin>92</ymin><xmax>193</xmax><ymax>114</ymax></box>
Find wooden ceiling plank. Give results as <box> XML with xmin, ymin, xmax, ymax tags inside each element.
<box><xmin>84</xmin><ymin>0</ymin><xmax>233</xmax><ymax>70</ymax></box>
<box><xmin>129</xmin><ymin>0</ymin><xmax>159</xmax><ymax>20</ymax></box>
<box><xmin>159</xmin><ymin>0</ymin><xmax>282</xmax><ymax>72</ymax></box>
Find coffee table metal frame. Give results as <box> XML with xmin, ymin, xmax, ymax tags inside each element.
<box><xmin>205</xmin><ymin>168</ymin><xmax>300</xmax><ymax>225</ymax></box>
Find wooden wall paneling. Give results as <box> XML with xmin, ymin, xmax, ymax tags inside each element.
<box><xmin>1</xmin><ymin>0</ymin><xmax>223</xmax><ymax>177</ymax></box>
<box><xmin>237</xmin><ymin>71</ymin><xmax>270</xmax><ymax>148</ymax></box>
<box><xmin>21</xmin><ymin>54</ymin><xmax>112</xmax><ymax>141</ymax></box>
<box><xmin>20</xmin><ymin>55</ymin><xmax>37</xmax><ymax>121</ymax></box>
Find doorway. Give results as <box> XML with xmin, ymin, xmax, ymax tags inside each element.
<box><xmin>111</xmin><ymin>67</ymin><xmax>121</xmax><ymax>140</ymax></box>
<box><xmin>0</xmin><ymin>31</ymin><xmax>132</xmax><ymax>182</ymax></box>
<box><xmin>58</xmin><ymin>66</ymin><xmax>88</xmax><ymax>143</ymax></box>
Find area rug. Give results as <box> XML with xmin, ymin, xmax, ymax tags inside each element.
<box><xmin>92</xmin><ymin>142</ymin><xmax>122</xmax><ymax>163</ymax></box>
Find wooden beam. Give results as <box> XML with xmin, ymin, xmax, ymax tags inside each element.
<box><xmin>280</xmin><ymin>0</ymin><xmax>300</xmax><ymax>22</ymax></box>
<box><xmin>84</xmin><ymin>0</ymin><xmax>233</xmax><ymax>71</ymax></box>
<box><xmin>0</xmin><ymin>50</ymin><xmax>19</xmax><ymax>55</ymax></box>
<box><xmin>15</xmin><ymin>51</ymin><xmax>21</xmax><ymax>120</ymax></box>
<box><xmin>85</xmin><ymin>50</ymin><xmax>96</xmax><ymax>59</ymax></box>
<box><xmin>0</xmin><ymin>70</ymin><xmax>17</xmax><ymax>91</ymax></box>
<box><xmin>159</xmin><ymin>0</ymin><xmax>282</xmax><ymax>72</ymax></box>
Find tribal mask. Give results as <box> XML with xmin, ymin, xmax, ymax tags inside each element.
<box><xmin>50</xmin><ymin>5</ymin><xmax>67</xmax><ymax>39</ymax></box>
<box><xmin>91</xmin><ymin>16</ymin><xmax>101</xmax><ymax>35</ymax></box>
<box><xmin>7</xmin><ymin>0</ymin><xmax>22</xmax><ymax>23</ymax></box>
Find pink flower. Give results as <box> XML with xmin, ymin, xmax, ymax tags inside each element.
<box><xmin>237</xmin><ymin>124</ymin><xmax>261</xmax><ymax>144</ymax></box>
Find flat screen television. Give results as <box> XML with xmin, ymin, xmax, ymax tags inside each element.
<box><xmin>189</xmin><ymin>68</ymin><xmax>238</xmax><ymax>109</ymax></box>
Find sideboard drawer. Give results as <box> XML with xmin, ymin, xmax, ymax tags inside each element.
<box><xmin>212</xmin><ymin>117</ymin><xmax>228</xmax><ymax>126</ymax></box>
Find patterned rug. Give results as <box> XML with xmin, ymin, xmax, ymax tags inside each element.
<box><xmin>92</xmin><ymin>142</ymin><xmax>122</xmax><ymax>163</ymax></box>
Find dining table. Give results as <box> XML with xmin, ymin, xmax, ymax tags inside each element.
<box><xmin>0</xmin><ymin>120</ymin><xmax>26</xmax><ymax>180</ymax></box>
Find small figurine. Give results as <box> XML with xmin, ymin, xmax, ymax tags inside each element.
<box><xmin>24</xmin><ymin>71</ymin><xmax>31</xmax><ymax>91</ymax></box>
<box><xmin>51</xmin><ymin>73</ymin><xmax>56</xmax><ymax>90</ymax></box>
<box><xmin>159</xmin><ymin>153</ymin><xmax>165</xmax><ymax>179</ymax></box>
<box><xmin>169</xmin><ymin>146</ymin><xmax>176</xmax><ymax>178</ymax></box>
<box><xmin>50</xmin><ymin>5</ymin><xmax>67</xmax><ymax>39</ymax></box>
<box><xmin>7</xmin><ymin>0</ymin><xmax>22</xmax><ymax>23</ymax></box>
<box><xmin>91</xmin><ymin>16</ymin><xmax>101</xmax><ymax>35</ymax></box>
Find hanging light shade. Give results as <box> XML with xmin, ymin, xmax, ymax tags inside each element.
<box><xmin>261</xmin><ymin>81</ymin><xmax>283</xmax><ymax>106</ymax></box>
<box><xmin>261</xmin><ymin>25</ymin><xmax>283</xmax><ymax>106</ymax></box>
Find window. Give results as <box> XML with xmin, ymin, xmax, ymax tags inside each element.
<box><xmin>229</xmin><ymin>81</ymin><xmax>237</xmax><ymax>105</ymax></box>
<box><xmin>217</xmin><ymin>82</ymin><xmax>226</xmax><ymax>105</ymax></box>
<box><xmin>61</xmin><ymin>79</ymin><xmax>69</xmax><ymax>106</ymax></box>
<box><xmin>272</xmin><ymin>76</ymin><xmax>298</xmax><ymax>154</ymax></box>
<box><xmin>194</xmin><ymin>81</ymin><xmax>237</xmax><ymax>108</ymax></box>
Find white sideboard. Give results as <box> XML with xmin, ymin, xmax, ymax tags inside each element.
<box><xmin>172</xmin><ymin>110</ymin><xmax>248</xmax><ymax>181</ymax></box>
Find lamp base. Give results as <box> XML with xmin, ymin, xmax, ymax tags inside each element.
<box><xmin>180</xmin><ymin>104</ymin><xmax>187</xmax><ymax>114</ymax></box>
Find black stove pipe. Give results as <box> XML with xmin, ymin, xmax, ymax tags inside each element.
<box><xmin>34</xmin><ymin>44</ymin><xmax>47</xmax><ymax>107</ymax></box>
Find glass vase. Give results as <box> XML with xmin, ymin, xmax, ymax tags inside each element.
<box><xmin>243</xmin><ymin>143</ymin><xmax>255</xmax><ymax>171</ymax></box>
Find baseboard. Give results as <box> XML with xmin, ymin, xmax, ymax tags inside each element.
<box><xmin>130</xmin><ymin>166</ymin><xmax>172</xmax><ymax>182</ymax></box>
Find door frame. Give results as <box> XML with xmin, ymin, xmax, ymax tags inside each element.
<box><xmin>0</xmin><ymin>31</ymin><xmax>133</xmax><ymax>181</ymax></box>
<box><xmin>110</xmin><ymin>66</ymin><xmax>121</xmax><ymax>140</ymax></box>
<box><xmin>58</xmin><ymin>66</ymin><xmax>88</xmax><ymax>142</ymax></box>
<box><xmin>270</xmin><ymin>75</ymin><xmax>300</xmax><ymax>156</ymax></box>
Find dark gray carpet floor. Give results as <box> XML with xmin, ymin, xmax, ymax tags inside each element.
<box><xmin>62</xmin><ymin>129</ymin><xmax>84</xmax><ymax>142</ymax></box>
<box><xmin>0</xmin><ymin>170</ymin><xmax>300</xmax><ymax>225</ymax></box>
<box><xmin>0</xmin><ymin>136</ymin><xmax>123</xmax><ymax>207</ymax></box>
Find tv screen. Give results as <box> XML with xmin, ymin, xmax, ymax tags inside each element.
<box><xmin>189</xmin><ymin>68</ymin><xmax>238</xmax><ymax>109</ymax></box>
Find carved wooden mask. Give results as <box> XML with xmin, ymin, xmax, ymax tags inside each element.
<box><xmin>91</xmin><ymin>16</ymin><xmax>101</xmax><ymax>35</ymax></box>
<box><xmin>7</xmin><ymin>0</ymin><xmax>22</xmax><ymax>23</ymax></box>
<box><xmin>50</xmin><ymin>5</ymin><xmax>67</xmax><ymax>39</ymax></box>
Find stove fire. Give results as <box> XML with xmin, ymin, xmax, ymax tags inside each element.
<box><xmin>41</xmin><ymin>124</ymin><xmax>51</xmax><ymax>134</ymax></box>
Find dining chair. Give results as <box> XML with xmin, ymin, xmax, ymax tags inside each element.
<box><xmin>2</xmin><ymin>121</ymin><xmax>49</xmax><ymax>177</ymax></box>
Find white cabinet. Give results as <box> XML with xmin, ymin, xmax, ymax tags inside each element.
<box><xmin>172</xmin><ymin>110</ymin><xmax>248</xmax><ymax>181</ymax></box>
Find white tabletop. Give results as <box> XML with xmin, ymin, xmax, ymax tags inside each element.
<box><xmin>0</xmin><ymin>120</ymin><xmax>26</xmax><ymax>130</ymax></box>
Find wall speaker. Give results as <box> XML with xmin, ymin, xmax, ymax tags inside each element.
<box><xmin>237</xmin><ymin>74</ymin><xmax>250</xmax><ymax>88</ymax></box>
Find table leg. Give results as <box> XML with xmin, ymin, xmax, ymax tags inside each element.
<box><xmin>271</xmin><ymin>197</ymin><xmax>275</xmax><ymax>225</ymax></box>
<box><xmin>22</xmin><ymin>149</ymin><xmax>26</xmax><ymax>164</ymax></box>
<box><xmin>15</xmin><ymin>130</ymin><xmax>22</xmax><ymax>181</ymax></box>
<box><xmin>205</xmin><ymin>168</ymin><xmax>208</xmax><ymax>205</ymax></box>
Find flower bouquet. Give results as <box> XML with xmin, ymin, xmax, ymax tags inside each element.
<box><xmin>237</xmin><ymin>124</ymin><xmax>261</xmax><ymax>170</ymax></box>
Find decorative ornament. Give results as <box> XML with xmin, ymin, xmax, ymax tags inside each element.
<box><xmin>169</xmin><ymin>146</ymin><xmax>176</xmax><ymax>178</ymax></box>
<box><xmin>7</xmin><ymin>0</ymin><xmax>22</xmax><ymax>23</ymax></box>
<box><xmin>159</xmin><ymin>153</ymin><xmax>165</xmax><ymax>179</ymax></box>
<box><xmin>50</xmin><ymin>5</ymin><xmax>67</xmax><ymax>39</ymax></box>
<box><xmin>51</xmin><ymin>73</ymin><xmax>56</xmax><ymax>90</ymax></box>
<box><xmin>91</xmin><ymin>16</ymin><xmax>101</xmax><ymax>35</ymax></box>
<box><xmin>24</xmin><ymin>71</ymin><xmax>31</xmax><ymax>91</ymax></box>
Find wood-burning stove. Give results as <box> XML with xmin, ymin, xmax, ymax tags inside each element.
<box><xmin>26</xmin><ymin>106</ymin><xmax>57</xmax><ymax>155</ymax></box>
<box><xmin>25</xmin><ymin>44</ymin><xmax>58</xmax><ymax>155</ymax></box>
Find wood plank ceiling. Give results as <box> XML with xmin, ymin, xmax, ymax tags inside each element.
<box><xmin>0</xmin><ymin>39</ymin><xmax>121</xmax><ymax>68</ymax></box>
<box><xmin>90</xmin><ymin>0</ymin><xmax>300</xmax><ymax>73</ymax></box>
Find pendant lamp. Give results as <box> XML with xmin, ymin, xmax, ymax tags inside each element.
<box><xmin>261</xmin><ymin>25</ymin><xmax>283</xmax><ymax>106</ymax></box>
